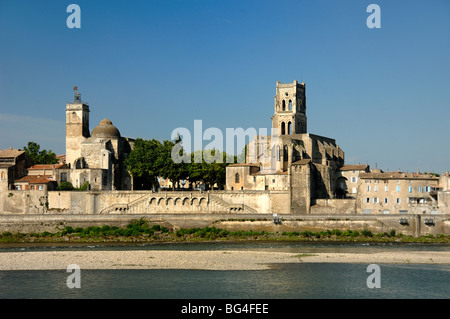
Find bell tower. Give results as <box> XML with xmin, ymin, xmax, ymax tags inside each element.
<box><xmin>66</xmin><ymin>87</ymin><xmax>90</xmax><ymax>167</ymax></box>
<box><xmin>271</xmin><ymin>80</ymin><xmax>307</xmax><ymax>136</ymax></box>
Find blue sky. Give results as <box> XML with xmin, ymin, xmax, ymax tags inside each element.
<box><xmin>0</xmin><ymin>0</ymin><xmax>449</xmax><ymax>173</ymax></box>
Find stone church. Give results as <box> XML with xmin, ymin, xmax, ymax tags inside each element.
<box><xmin>65</xmin><ymin>88</ymin><xmax>134</xmax><ymax>190</ymax></box>
<box><xmin>226</xmin><ymin>80</ymin><xmax>345</xmax><ymax>213</ymax></box>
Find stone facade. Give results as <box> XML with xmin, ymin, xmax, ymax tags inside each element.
<box><xmin>64</xmin><ymin>89</ymin><xmax>134</xmax><ymax>190</ymax></box>
<box><xmin>357</xmin><ymin>171</ymin><xmax>440</xmax><ymax>214</ymax></box>
<box><xmin>226</xmin><ymin>80</ymin><xmax>345</xmax><ymax>214</ymax></box>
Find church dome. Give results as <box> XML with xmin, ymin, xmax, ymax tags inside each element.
<box><xmin>91</xmin><ymin>118</ymin><xmax>121</xmax><ymax>138</ymax></box>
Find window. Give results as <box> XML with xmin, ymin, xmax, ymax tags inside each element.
<box><xmin>287</xmin><ymin>122</ymin><xmax>292</xmax><ymax>134</ymax></box>
<box><xmin>61</xmin><ymin>172</ymin><xmax>67</xmax><ymax>182</ymax></box>
<box><xmin>366</xmin><ymin>198</ymin><xmax>370</xmax><ymax>203</ymax></box>
<box><xmin>367</xmin><ymin>185</ymin><xmax>371</xmax><ymax>192</ymax></box>
<box><xmin>352</xmin><ymin>187</ymin><xmax>356</xmax><ymax>194</ymax></box>
<box><xmin>1</xmin><ymin>171</ymin><xmax>5</xmax><ymax>180</ymax></box>
<box><xmin>418</xmin><ymin>186</ymin><xmax>422</xmax><ymax>192</ymax></box>
<box><xmin>373</xmin><ymin>197</ymin><xmax>379</xmax><ymax>204</ymax></box>
<box><xmin>351</xmin><ymin>177</ymin><xmax>357</xmax><ymax>183</ymax></box>
<box><xmin>384</xmin><ymin>198</ymin><xmax>388</xmax><ymax>204</ymax></box>
<box><xmin>409</xmin><ymin>186</ymin><xmax>412</xmax><ymax>193</ymax></box>
<box><xmin>235</xmin><ymin>173</ymin><xmax>240</xmax><ymax>183</ymax></box>
<box><xmin>253</xmin><ymin>176</ymin><xmax>256</xmax><ymax>183</ymax></box>
<box><xmin>272</xmin><ymin>179</ymin><xmax>275</xmax><ymax>183</ymax></box>
<box><xmin>281</xmin><ymin>122</ymin><xmax>286</xmax><ymax>135</ymax></box>
<box><xmin>288</xmin><ymin>100</ymin><xmax>292</xmax><ymax>111</ymax></box>
<box><xmin>385</xmin><ymin>186</ymin><xmax>389</xmax><ymax>192</ymax></box>
<box><xmin>15</xmin><ymin>185</ymin><xmax>21</xmax><ymax>190</ymax></box>
<box><xmin>38</xmin><ymin>185</ymin><xmax>43</xmax><ymax>190</ymax></box>
<box><xmin>396</xmin><ymin>198</ymin><xmax>401</xmax><ymax>204</ymax></box>
<box><xmin>396</xmin><ymin>186</ymin><xmax>400</xmax><ymax>192</ymax></box>
<box><xmin>282</xmin><ymin>100</ymin><xmax>286</xmax><ymax>111</ymax></box>
<box><xmin>374</xmin><ymin>186</ymin><xmax>378</xmax><ymax>192</ymax></box>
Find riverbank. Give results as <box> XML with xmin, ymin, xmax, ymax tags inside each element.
<box><xmin>1</xmin><ymin>220</ymin><xmax>450</xmax><ymax>244</ymax></box>
<box><xmin>1</xmin><ymin>249</ymin><xmax>449</xmax><ymax>271</ymax></box>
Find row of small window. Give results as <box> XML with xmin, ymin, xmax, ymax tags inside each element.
<box><xmin>366</xmin><ymin>185</ymin><xmax>431</xmax><ymax>192</ymax></box>
<box><xmin>15</xmin><ymin>185</ymin><xmax>44</xmax><ymax>190</ymax></box>
<box><xmin>366</xmin><ymin>197</ymin><xmax>401</xmax><ymax>204</ymax></box>
<box><xmin>365</xmin><ymin>197</ymin><xmax>429</xmax><ymax>204</ymax></box>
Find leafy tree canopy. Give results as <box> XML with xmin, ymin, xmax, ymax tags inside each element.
<box><xmin>125</xmin><ymin>137</ymin><xmax>237</xmax><ymax>190</ymax></box>
<box><xmin>23</xmin><ymin>141</ymin><xmax>58</xmax><ymax>164</ymax></box>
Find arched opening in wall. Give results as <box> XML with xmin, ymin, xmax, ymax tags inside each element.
<box><xmin>281</xmin><ymin>122</ymin><xmax>286</xmax><ymax>135</ymax></box>
<box><xmin>166</xmin><ymin>198</ymin><xmax>173</xmax><ymax>206</ymax></box>
<box><xmin>283</xmin><ymin>145</ymin><xmax>288</xmax><ymax>162</ymax></box>
<box><xmin>191</xmin><ymin>198</ymin><xmax>198</xmax><ymax>206</ymax></box>
<box><xmin>282</xmin><ymin>100</ymin><xmax>285</xmax><ymax>111</ymax></box>
<box><xmin>199</xmin><ymin>198</ymin><xmax>207</xmax><ymax>206</ymax></box>
<box><xmin>149</xmin><ymin>198</ymin><xmax>157</xmax><ymax>205</ymax></box>
<box><xmin>74</xmin><ymin>157</ymin><xmax>87</xmax><ymax>169</ymax></box>
<box><xmin>288</xmin><ymin>122</ymin><xmax>292</xmax><ymax>135</ymax></box>
<box><xmin>289</xmin><ymin>100</ymin><xmax>292</xmax><ymax>111</ymax></box>
<box><xmin>235</xmin><ymin>173</ymin><xmax>240</xmax><ymax>183</ymax></box>
<box><xmin>183</xmin><ymin>198</ymin><xmax>189</xmax><ymax>206</ymax></box>
<box><xmin>157</xmin><ymin>198</ymin><xmax>164</xmax><ymax>205</ymax></box>
<box><xmin>174</xmin><ymin>198</ymin><xmax>181</xmax><ymax>206</ymax></box>
<box><xmin>336</xmin><ymin>176</ymin><xmax>348</xmax><ymax>199</ymax></box>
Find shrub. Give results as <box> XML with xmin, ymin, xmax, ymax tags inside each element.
<box><xmin>57</xmin><ymin>181</ymin><xmax>74</xmax><ymax>191</ymax></box>
<box><xmin>78</xmin><ymin>181</ymin><xmax>90</xmax><ymax>191</ymax></box>
<box><xmin>361</xmin><ymin>229</ymin><xmax>373</xmax><ymax>237</ymax></box>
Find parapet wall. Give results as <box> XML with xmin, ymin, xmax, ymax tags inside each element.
<box><xmin>28</xmin><ymin>190</ymin><xmax>291</xmax><ymax>215</ymax></box>
<box><xmin>0</xmin><ymin>213</ymin><xmax>448</xmax><ymax>236</ymax></box>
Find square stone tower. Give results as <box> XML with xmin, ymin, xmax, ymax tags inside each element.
<box><xmin>65</xmin><ymin>87</ymin><xmax>90</xmax><ymax>168</ymax></box>
<box><xmin>271</xmin><ymin>80</ymin><xmax>307</xmax><ymax>136</ymax></box>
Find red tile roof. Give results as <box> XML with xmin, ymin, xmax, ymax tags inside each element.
<box><xmin>14</xmin><ymin>175</ymin><xmax>55</xmax><ymax>184</ymax></box>
<box><xmin>0</xmin><ymin>149</ymin><xmax>25</xmax><ymax>158</ymax></box>
<box><xmin>28</xmin><ymin>164</ymin><xmax>66</xmax><ymax>170</ymax></box>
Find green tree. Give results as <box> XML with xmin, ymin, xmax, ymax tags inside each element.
<box><xmin>125</xmin><ymin>138</ymin><xmax>163</xmax><ymax>190</ymax></box>
<box><xmin>23</xmin><ymin>141</ymin><xmax>58</xmax><ymax>164</ymax></box>
<box><xmin>188</xmin><ymin>149</ymin><xmax>233</xmax><ymax>190</ymax></box>
<box><xmin>159</xmin><ymin>139</ymin><xmax>189</xmax><ymax>190</ymax></box>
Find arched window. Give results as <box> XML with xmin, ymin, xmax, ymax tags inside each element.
<box><xmin>235</xmin><ymin>173</ymin><xmax>240</xmax><ymax>183</ymax></box>
<box><xmin>281</xmin><ymin>122</ymin><xmax>286</xmax><ymax>135</ymax></box>
<box><xmin>289</xmin><ymin>100</ymin><xmax>292</xmax><ymax>111</ymax></box>
<box><xmin>288</xmin><ymin>122</ymin><xmax>292</xmax><ymax>134</ymax></box>
<box><xmin>282</xmin><ymin>100</ymin><xmax>285</xmax><ymax>111</ymax></box>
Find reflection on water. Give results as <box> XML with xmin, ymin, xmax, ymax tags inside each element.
<box><xmin>0</xmin><ymin>263</ymin><xmax>448</xmax><ymax>299</ymax></box>
<box><xmin>0</xmin><ymin>241</ymin><xmax>449</xmax><ymax>299</ymax></box>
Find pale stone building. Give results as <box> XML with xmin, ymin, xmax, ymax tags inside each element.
<box><xmin>358</xmin><ymin>171</ymin><xmax>440</xmax><ymax>214</ymax></box>
<box><xmin>437</xmin><ymin>173</ymin><xmax>450</xmax><ymax>214</ymax></box>
<box><xmin>0</xmin><ymin>148</ymin><xmax>32</xmax><ymax>192</ymax></box>
<box><xmin>338</xmin><ymin>164</ymin><xmax>370</xmax><ymax>197</ymax></box>
<box><xmin>226</xmin><ymin>80</ymin><xmax>345</xmax><ymax>213</ymax></box>
<box><xmin>65</xmin><ymin>88</ymin><xmax>134</xmax><ymax>190</ymax></box>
